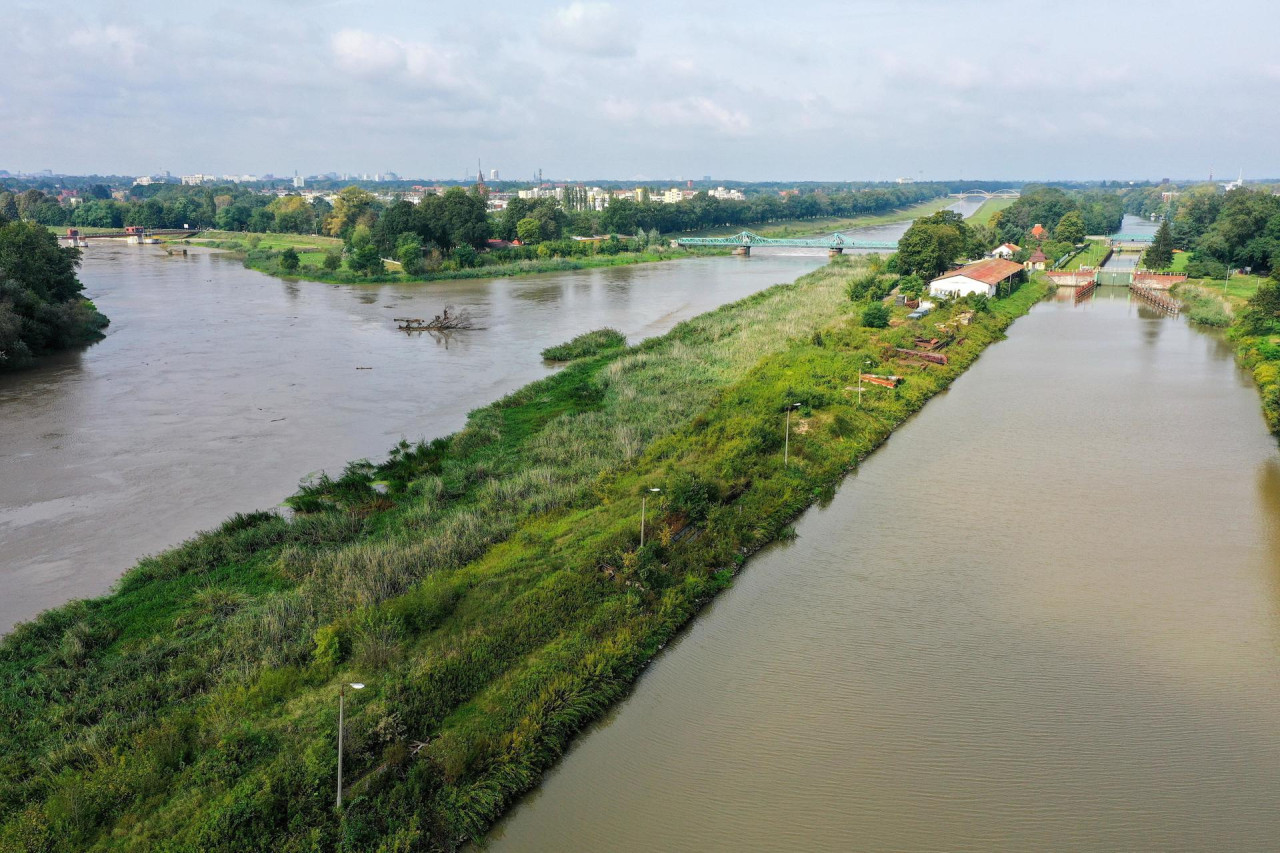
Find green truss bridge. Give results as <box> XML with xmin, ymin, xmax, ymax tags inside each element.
<box><xmin>1110</xmin><ymin>233</ymin><xmax>1156</xmax><ymax>244</ymax></box>
<box><xmin>674</xmin><ymin>230</ymin><xmax>899</xmax><ymax>256</ymax></box>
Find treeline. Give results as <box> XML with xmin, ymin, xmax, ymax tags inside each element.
<box><xmin>1151</xmin><ymin>187</ymin><xmax>1278</xmax><ymax>276</ymax></box>
<box><xmin>0</xmin><ymin>181</ymin><xmax>948</xmax><ymax>246</ymax></box>
<box><xmin>593</xmin><ymin>183</ymin><xmax>944</xmax><ymax>235</ymax></box>
<box><xmin>992</xmin><ymin>186</ymin><xmax>1124</xmax><ymax>246</ymax></box>
<box><xmin>0</xmin><ymin>214</ymin><xmax>108</xmax><ymax>370</ymax></box>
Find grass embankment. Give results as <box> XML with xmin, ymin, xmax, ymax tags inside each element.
<box><xmin>541</xmin><ymin>328</ymin><xmax>626</xmax><ymax>361</ymax></box>
<box><xmin>1062</xmin><ymin>240</ymin><xmax>1110</xmax><ymax>270</ymax></box>
<box><xmin>681</xmin><ymin>196</ymin><xmax>954</xmax><ymax>238</ymax></box>
<box><xmin>967</xmin><ymin>197</ymin><xmax>1014</xmax><ymax>227</ymax></box>
<box><xmin>0</xmin><ymin>261</ymin><xmax>1048</xmax><ymax>852</ymax></box>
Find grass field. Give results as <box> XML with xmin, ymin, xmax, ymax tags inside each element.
<box><xmin>681</xmin><ymin>196</ymin><xmax>955</xmax><ymax>238</ymax></box>
<box><xmin>1063</xmin><ymin>240</ymin><xmax>1111</xmax><ymax>271</ymax></box>
<box><xmin>967</xmin><ymin>197</ymin><xmax>1014</xmax><ymax>226</ymax></box>
<box><xmin>0</xmin><ymin>259</ymin><xmax>1049</xmax><ymax>852</ymax></box>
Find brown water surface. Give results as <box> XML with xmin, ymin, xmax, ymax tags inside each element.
<box><xmin>0</xmin><ymin>247</ymin><xmax>822</xmax><ymax>631</ymax></box>
<box><xmin>487</xmin><ymin>286</ymin><xmax>1280</xmax><ymax>852</ymax></box>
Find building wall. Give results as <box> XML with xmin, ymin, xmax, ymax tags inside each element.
<box><xmin>929</xmin><ymin>276</ymin><xmax>996</xmax><ymax>298</ymax></box>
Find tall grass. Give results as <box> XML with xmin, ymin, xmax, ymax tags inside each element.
<box><xmin>0</xmin><ymin>260</ymin><xmax>1048</xmax><ymax>852</ymax></box>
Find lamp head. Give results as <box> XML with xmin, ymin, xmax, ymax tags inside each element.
<box><xmin>648</xmin><ymin>487</ymin><xmax>661</xmax><ymax>493</ymax></box>
<box><xmin>349</xmin><ymin>682</ymin><xmax>365</xmax><ymax>690</ymax></box>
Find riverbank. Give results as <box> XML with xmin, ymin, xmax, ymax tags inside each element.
<box><xmin>1176</xmin><ymin>274</ymin><xmax>1280</xmax><ymax>436</ymax></box>
<box><xmin>681</xmin><ymin>196</ymin><xmax>954</xmax><ymax>238</ymax></box>
<box><xmin>168</xmin><ymin>230</ymin><xmax>728</xmax><ymax>284</ymax></box>
<box><xmin>0</xmin><ymin>260</ymin><xmax>1048</xmax><ymax>851</ymax></box>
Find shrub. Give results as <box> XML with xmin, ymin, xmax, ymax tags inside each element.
<box><xmin>279</xmin><ymin>248</ymin><xmax>299</xmax><ymax>272</ymax></box>
<box><xmin>861</xmin><ymin>302</ymin><xmax>890</xmax><ymax>328</ymax></box>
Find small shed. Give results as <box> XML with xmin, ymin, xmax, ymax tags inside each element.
<box><xmin>1027</xmin><ymin>248</ymin><xmax>1048</xmax><ymax>271</ymax></box>
<box><xmin>991</xmin><ymin>242</ymin><xmax>1020</xmax><ymax>259</ymax></box>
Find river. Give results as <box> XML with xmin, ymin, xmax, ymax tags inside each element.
<box><xmin>487</xmin><ymin>286</ymin><xmax>1280</xmax><ymax>851</ymax></box>
<box><xmin>0</xmin><ymin>202</ymin><xmax>984</xmax><ymax>633</ymax></box>
<box><xmin>0</xmin><ymin>248</ymin><xmax>827</xmax><ymax>633</ymax></box>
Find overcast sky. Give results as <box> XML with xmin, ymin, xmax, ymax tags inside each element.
<box><xmin>4</xmin><ymin>0</ymin><xmax>1277</xmax><ymax>181</ymax></box>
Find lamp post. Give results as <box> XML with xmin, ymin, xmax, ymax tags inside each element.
<box><xmin>640</xmin><ymin>487</ymin><xmax>661</xmax><ymax>548</ymax></box>
<box><xmin>784</xmin><ymin>403</ymin><xmax>801</xmax><ymax>466</ymax></box>
<box><xmin>336</xmin><ymin>681</ymin><xmax>365</xmax><ymax>810</ymax></box>
<box><xmin>857</xmin><ymin>359</ymin><xmax>871</xmax><ymax>408</ymax></box>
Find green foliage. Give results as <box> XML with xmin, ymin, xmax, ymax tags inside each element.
<box><xmin>516</xmin><ymin>217</ymin><xmax>542</xmax><ymax>245</ymax></box>
<box><xmin>1054</xmin><ymin>210</ymin><xmax>1086</xmax><ymax>245</ymax></box>
<box><xmin>0</xmin><ymin>220</ymin><xmax>107</xmax><ymax>370</ymax></box>
<box><xmin>322</xmin><ymin>249</ymin><xmax>342</xmax><ymax>271</ymax></box>
<box><xmin>897</xmin><ymin>274</ymin><xmax>924</xmax><ymax>298</ymax></box>
<box><xmin>541</xmin><ymin>328</ymin><xmax>627</xmax><ymax>361</ymax></box>
<box><xmin>1143</xmin><ymin>219</ymin><xmax>1174</xmax><ymax>269</ymax></box>
<box><xmin>394</xmin><ymin>233</ymin><xmax>425</xmax><ymax>276</ymax></box>
<box><xmin>451</xmin><ymin>244</ymin><xmax>478</xmax><ymax>268</ymax></box>
<box><xmin>895</xmin><ymin>210</ymin><xmax>976</xmax><ymax>280</ymax></box>
<box><xmin>278</xmin><ymin>247</ymin><xmax>300</xmax><ymax>272</ymax></box>
<box><xmin>861</xmin><ymin>302</ymin><xmax>890</xmax><ymax>328</ymax></box>
<box><xmin>847</xmin><ymin>272</ymin><xmax>893</xmax><ymax>302</ymax></box>
<box><xmin>0</xmin><ymin>259</ymin><xmax>1050</xmax><ymax>851</ymax></box>
<box><xmin>1240</xmin><ymin>279</ymin><xmax>1280</xmax><ymax>335</ymax></box>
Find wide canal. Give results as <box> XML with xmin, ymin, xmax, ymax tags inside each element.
<box><xmin>487</xmin><ymin>285</ymin><xmax>1280</xmax><ymax>851</ymax></box>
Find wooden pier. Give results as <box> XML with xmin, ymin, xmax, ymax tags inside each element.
<box><xmin>1130</xmin><ymin>283</ymin><xmax>1180</xmax><ymax>315</ymax></box>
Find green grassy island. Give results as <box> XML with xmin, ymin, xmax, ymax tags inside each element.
<box><xmin>0</xmin><ymin>259</ymin><xmax>1048</xmax><ymax>851</ymax></box>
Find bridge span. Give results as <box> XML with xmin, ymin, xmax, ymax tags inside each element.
<box><xmin>674</xmin><ymin>230</ymin><xmax>898</xmax><ymax>257</ymax></box>
<box><xmin>947</xmin><ymin>189</ymin><xmax>1020</xmax><ymax>199</ymax></box>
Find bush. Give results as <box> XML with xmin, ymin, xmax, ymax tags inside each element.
<box><xmin>322</xmin><ymin>250</ymin><xmax>342</xmax><ymax>271</ymax></box>
<box><xmin>279</xmin><ymin>248</ymin><xmax>299</xmax><ymax>272</ymax></box>
<box><xmin>861</xmin><ymin>302</ymin><xmax>890</xmax><ymax>328</ymax></box>
<box><xmin>541</xmin><ymin>328</ymin><xmax>627</xmax><ymax>361</ymax></box>
<box><xmin>897</xmin><ymin>274</ymin><xmax>924</xmax><ymax>298</ymax></box>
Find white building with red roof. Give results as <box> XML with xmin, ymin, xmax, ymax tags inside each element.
<box><xmin>928</xmin><ymin>258</ymin><xmax>1026</xmax><ymax>298</ymax></box>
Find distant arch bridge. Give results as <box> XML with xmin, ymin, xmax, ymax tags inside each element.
<box><xmin>947</xmin><ymin>189</ymin><xmax>1021</xmax><ymax>199</ymax></box>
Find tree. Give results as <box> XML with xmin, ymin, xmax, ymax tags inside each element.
<box><xmin>322</xmin><ymin>249</ymin><xmax>342</xmax><ymax>271</ymax></box>
<box><xmin>324</xmin><ymin>186</ymin><xmax>379</xmax><ymax>239</ymax></box>
<box><xmin>516</xmin><ymin>217</ymin><xmax>542</xmax><ymax>245</ymax></box>
<box><xmin>1055</xmin><ymin>210</ymin><xmax>1086</xmax><ymax>245</ymax></box>
<box><xmin>861</xmin><ymin>302</ymin><xmax>890</xmax><ymax>328</ymax></box>
<box><xmin>0</xmin><ymin>220</ymin><xmax>107</xmax><ymax>369</ymax></box>
<box><xmin>396</xmin><ymin>232</ymin><xmax>425</xmax><ymax>276</ymax></box>
<box><xmin>345</xmin><ymin>224</ymin><xmax>383</xmax><ymax>276</ymax></box>
<box><xmin>268</xmin><ymin>195</ymin><xmax>315</xmax><ymax>234</ymax></box>
<box><xmin>1144</xmin><ymin>219</ymin><xmax>1174</xmax><ymax>269</ymax></box>
<box><xmin>279</xmin><ymin>247</ymin><xmax>300</xmax><ymax>272</ymax></box>
<box><xmin>895</xmin><ymin>211</ymin><xmax>971</xmax><ymax>280</ymax></box>
<box><xmin>897</xmin><ymin>274</ymin><xmax>924</xmax><ymax>298</ymax></box>
<box><xmin>452</xmin><ymin>244</ymin><xmax>478</xmax><ymax>268</ymax></box>
<box><xmin>1241</xmin><ymin>278</ymin><xmax>1280</xmax><ymax>335</ymax></box>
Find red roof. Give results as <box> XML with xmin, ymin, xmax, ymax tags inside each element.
<box><xmin>1030</xmin><ymin>223</ymin><xmax>1047</xmax><ymax>237</ymax></box>
<box><xmin>1029</xmin><ymin>249</ymin><xmax>1047</xmax><ymax>262</ymax></box>
<box><xmin>931</xmin><ymin>258</ymin><xmax>1025</xmax><ymax>286</ymax></box>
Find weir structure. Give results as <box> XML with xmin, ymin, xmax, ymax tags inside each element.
<box><xmin>675</xmin><ymin>230</ymin><xmax>899</xmax><ymax>257</ymax></box>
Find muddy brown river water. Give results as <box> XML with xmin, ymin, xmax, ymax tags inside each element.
<box><xmin>487</xmin><ymin>286</ymin><xmax>1280</xmax><ymax>851</ymax></box>
<box><xmin>0</xmin><ymin>247</ymin><xmax>824</xmax><ymax>632</ymax></box>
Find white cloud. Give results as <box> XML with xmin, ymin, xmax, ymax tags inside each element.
<box><xmin>540</xmin><ymin>2</ymin><xmax>635</xmax><ymax>57</ymax></box>
<box><xmin>330</xmin><ymin>29</ymin><xmax>468</xmax><ymax>91</ymax></box>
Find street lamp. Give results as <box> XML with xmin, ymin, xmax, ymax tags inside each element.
<box><xmin>640</xmin><ymin>487</ymin><xmax>661</xmax><ymax>548</ymax></box>
<box><xmin>857</xmin><ymin>359</ymin><xmax>872</xmax><ymax>408</ymax></box>
<box><xmin>336</xmin><ymin>681</ymin><xmax>365</xmax><ymax>810</ymax></box>
<box><xmin>784</xmin><ymin>403</ymin><xmax>802</xmax><ymax>466</ymax></box>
